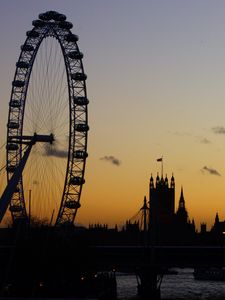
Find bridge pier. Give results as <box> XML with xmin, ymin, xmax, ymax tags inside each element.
<box><xmin>136</xmin><ymin>267</ymin><xmax>162</xmax><ymax>300</ymax></box>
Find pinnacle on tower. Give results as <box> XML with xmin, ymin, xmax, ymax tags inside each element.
<box><xmin>170</xmin><ymin>174</ymin><xmax>175</xmax><ymax>188</ymax></box>
<box><xmin>165</xmin><ymin>175</ymin><xmax>168</xmax><ymax>186</ymax></box>
<box><xmin>156</xmin><ymin>173</ymin><xmax>160</xmax><ymax>186</ymax></box>
<box><xmin>150</xmin><ymin>174</ymin><xmax>154</xmax><ymax>189</ymax></box>
<box><xmin>215</xmin><ymin>212</ymin><xmax>220</xmax><ymax>224</ymax></box>
<box><xmin>179</xmin><ymin>186</ymin><xmax>185</xmax><ymax>209</ymax></box>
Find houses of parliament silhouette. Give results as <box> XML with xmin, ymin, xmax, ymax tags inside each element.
<box><xmin>89</xmin><ymin>168</ymin><xmax>225</xmax><ymax>245</ymax></box>
<box><xmin>148</xmin><ymin>173</ymin><xmax>196</xmax><ymax>243</ymax></box>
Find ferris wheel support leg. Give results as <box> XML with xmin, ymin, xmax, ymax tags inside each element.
<box><xmin>0</xmin><ymin>143</ymin><xmax>33</xmax><ymax>224</ymax></box>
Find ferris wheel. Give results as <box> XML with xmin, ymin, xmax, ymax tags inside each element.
<box><xmin>5</xmin><ymin>11</ymin><xmax>89</xmax><ymax>226</ymax></box>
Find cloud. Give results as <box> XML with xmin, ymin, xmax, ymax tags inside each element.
<box><xmin>100</xmin><ymin>155</ymin><xmax>121</xmax><ymax>166</ymax></box>
<box><xmin>43</xmin><ymin>145</ymin><xmax>68</xmax><ymax>158</ymax></box>
<box><xmin>169</xmin><ymin>131</ymin><xmax>191</xmax><ymax>137</ymax></box>
<box><xmin>200</xmin><ymin>138</ymin><xmax>211</xmax><ymax>144</ymax></box>
<box><xmin>212</xmin><ymin>126</ymin><xmax>225</xmax><ymax>134</ymax></box>
<box><xmin>201</xmin><ymin>166</ymin><xmax>221</xmax><ymax>176</ymax></box>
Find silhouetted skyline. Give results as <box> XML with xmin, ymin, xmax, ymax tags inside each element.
<box><xmin>1</xmin><ymin>1</ymin><xmax>225</xmax><ymax>229</ymax></box>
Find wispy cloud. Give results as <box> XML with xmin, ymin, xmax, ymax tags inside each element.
<box><xmin>201</xmin><ymin>166</ymin><xmax>221</xmax><ymax>176</ymax></box>
<box><xmin>200</xmin><ymin>138</ymin><xmax>211</xmax><ymax>144</ymax></box>
<box><xmin>100</xmin><ymin>155</ymin><xmax>121</xmax><ymax>166</ymax></box>
<box><xmin>212</xmin><ymin>126</ymin><xmax>225</xmax><ymax>135</ymax></box>
<box><xmin>43</xmin><ymin>145</ymin><xmax>68</xmax><ymax>158</ymax></box>
<box><xmin>169</xmin><ymin>131</ymin><xmax>191</xmax><ymax>137</ymax></box>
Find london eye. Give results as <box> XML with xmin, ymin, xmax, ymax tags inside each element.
<box><xmin>4</xmin><ymin>11</ymin><xmax>89</xmax><ymax>226</ymax></box>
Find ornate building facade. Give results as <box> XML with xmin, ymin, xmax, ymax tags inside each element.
<box><xmin>149</xmin><ymin>174</ymin><xmax>195</xmax><ymax>244</ymax></box>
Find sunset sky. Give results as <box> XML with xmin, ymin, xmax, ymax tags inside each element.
<box><xmin>1</xmin><ymin>0</ymin><xmax>225</xmax><ymax>229</ymax></box>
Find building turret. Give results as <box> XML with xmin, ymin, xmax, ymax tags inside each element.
<box><xmin>150</xmin><ymin>174</ymin><xmax>154</xmax><ymax>189</ymax></box>
<box><xmin>170</xmin><ymin>174</ymin><xmax>175</xmax><ymax>188</ymax></box>
<box><xmin>178</xmin><ymin>187</ymin><xmax>185</xmax><ymax>209</ymax></box>
<box><xmin>191</xmin><ymin>219</ymin><xmax>196</xmax><ymax>232</ymax></box>
<box><xmin>156</xmin><ymin>173</ymin><xmax>160</xmax><ymax>187</ymax></box>
<box><xmin>211</xmin><ymin>212</ymin><xmax>220</xmax><ymax>233</ymax></box>
<box><xmin>200</xmin><ymin>223</ymin><xmax>207</xmax><ymax>234</ymax></box>
<box><xmin>176</xmin><ymin>187</ymin><xmax>188</xmax><ymax>224</ymax></box>
<box><xmin>149</xmin><ymin>173</ymin><xmax>175</xmax><ymax>241</ymax></box>
<box><xmin>215</xmin><ymin>212</ymin><xmax>220</xmax><ymax>225</ymax></box>
<box><xmin>165</xmin><ymin>175</ymin><xmax>168</xmax><ymax>187</ymax></box>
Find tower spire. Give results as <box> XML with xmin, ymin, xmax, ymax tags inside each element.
<box><xmin>176</xmin><ymin>186</ymin><xmax>188</xmax><ymax>223</ymax></box>
<box><xmin>179</xmin><ymin>186</ymin><xmax>185</xmax><ymax>209</ymax></box>
<box><xmin>170</xmin><ymin>173</ymin><xmax>175</xmax><ymax>188</ymax></box>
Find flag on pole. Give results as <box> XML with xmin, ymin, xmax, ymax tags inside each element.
<box><xmin>157</xmin><ymin>156</ymin><xmax>163</xmax><ymax>177</ymax></box>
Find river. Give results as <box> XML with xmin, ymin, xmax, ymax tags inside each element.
<box><xmin>0</xmin><ymin>268</ymin><xmax>223</xmax><ymax>300</ymax></box>
<box><xmin>116</xmin><ymin>268</ymin><xmax>225</xmax><ymax>299</ymax></box>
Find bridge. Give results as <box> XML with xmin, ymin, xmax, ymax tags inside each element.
<box><xmin>0</xmin><ymin>229</ymin><xmax>224</xmax><ymax>299</ymax></box>
<box><xmin>91</xmin><ymin>243</ymin><xmax>225</xmax><ymax>298</ymax></box>
<box><xmin>90</xmin><ymin>245</ymin><xmax>225</xmax><ymax>270</ymax></box>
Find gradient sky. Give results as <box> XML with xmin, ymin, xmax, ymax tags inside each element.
<box><xmin>1</xmin><ymin>0</ymin><xmax>225</xmax><ymax>229</ymax></box>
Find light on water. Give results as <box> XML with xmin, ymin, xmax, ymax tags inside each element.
<box><xmin>116</xmin><ymin>269</ymin><xmax>225</xmax><ymax>300</ymax></box>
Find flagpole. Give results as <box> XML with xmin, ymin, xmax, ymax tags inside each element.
<box><xmin>156</xmin><ymin>156</ymin><xmax>163</xmax><ymax>178</ymax></box>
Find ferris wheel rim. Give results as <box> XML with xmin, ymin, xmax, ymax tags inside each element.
<box><xmin>6</xmin><ymin>11</ymin><xmax>89</xmax><ymax>226</ymax></box>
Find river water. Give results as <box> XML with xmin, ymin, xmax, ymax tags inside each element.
<box><xmin>116</xmin><ymin>268</ymin><xmax>225</xmax><ymax>300</ymax></box>
<box><xmin>1</xmin><ymin>268</ymin><xmax>222</xmax><ymax>300</ymax></box>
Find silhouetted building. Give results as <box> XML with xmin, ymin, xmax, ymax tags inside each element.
<box><xmin>176</xmin><ymin>187</ymin><xmax>188</xmax><ymax>224</ymax></box>
<box><xmin>149</xmin><ymin>174</ymin><xmax>195</xmax><ymax>243</ymax></box>
<box><xmin>149</xmin><ymin>174</ymin><xmax>175</xmax><ymax>242</ymax></box>
<box><xmin>89</xmin><ymin>224</ymin><xmax>108</xmax><ymax>231</ymax></box>
<box><xmin>211</xmin><ymin>212</ymin><xmax>225</xmax><ymax>235</ymax></box>
<box><xmin>174</xmin><ymin>188</ymin><xmax>196</xmax><ymax>241</ymax></box>
<box><xmin>200</xmin><ymin>223</ymin><xmax>207</xmax><ymax>234</ymax></box>
<box><xmin>125</xmin><ymin>220</ymin><xmax>140</xmax><ymax>233</ymax></box>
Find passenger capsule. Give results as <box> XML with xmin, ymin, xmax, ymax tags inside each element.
<box><xmin>7</xmin><ymin>122</ymin><xmax>19</xmax><ymax>129</ymax></box>
<box><xmin>54</xmin><ymin>13</ymin><xmax>66</xmax><ymax>21</ymax></box>
<box><xmin>69</xmin><ymin>176</ymin><xmax>85</xmax><ymax>185</ymax></box>
<box><xmin>32</xmin><ymin>19</ymin><xmax>45</xmax><ymax>27</ymax></box>
<box><xmin>65</xmin><ymin>33</ymin><xmax>78</xmax><ymax>43</ymax></box>
<box><xmin>58</xmin><ymin>21</ymin><xmax>73</xmax><ymax>30</ymax></box>
<box><xmin>45</xmin><ymin>11</ymin><xmax>59</xmax><ymax>20</ymax></box>
<box><xmin>71</xmin><ymin>73</ymin><xmax>87</xmax><ymax>81</ymax></box>
<box><xmin>65</xmin><ymin>200</ymin><xmax>81</xmax><ymax>209</ymax></box>
<box><xmin>68</xmin><ymin>51</ymin><xmax>83</xmax><ymax>60</ymax></box>
<box><xmin>39</xmin><ymin>13</ymin><xmax>47</xmax><ymax>20</ymax></box>
<box><xmin>26</xmin><ymin>30</ymin><xmax>40</xmax><ymax>38</ymax></box>
<box><xmin>12</xmin><ymin>80</ymin><xmax>25</xmax><ymax>88</ymax></box>
<box><xmin>75</xmin><ymin>124</ymin><xmax>89</xmax><ymax>132</ymax></box>
<box><xmin>73</xmin><ymin>150</ymin><xmax>88</xmax><ymax>159</ymax></box>
<box><xmin>10</xmin><ymin>100</ymin><xmax>21</xmax><ymax>108</ymax></box>
<box><xmin>6</xmin><ymin>144</ymin><xmax>19</xmax><ymax>151</ymax></box>
<box><xmin>38</xmin><ymin>12</ymin><xmax>53</xmax><ymax>21</ymax></box>
<box><xmin>6</xmin><ymin>165</ymin><xmax>17</xmax><ymax>173</ymax></box>
<box><xmin>9</xmin><ymin>205</ymin><xmax>22</xmax><ymax>212</ymax></box>
<box><xmin>21</xmin><ymin>44</ymin><xmax>34</xmax><ymax>52</ymax></box>
<box><xmin>44</xmin><ymin>11</ymin><xmax>65</xmax><ymax>21</ymax></box>
<box><xmin>74</xmin><ymin>97</ymin><xmax>89</xmax><ymax>106</ymax></box>
<box><xmin>16</xmin><ymin>61</ymin><xmax>29</xmax><ymax>69</ymax></box>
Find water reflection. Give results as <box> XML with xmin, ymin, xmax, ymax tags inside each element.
<box><xmin>116</xmin><ymin>268</ymin><xmax>225</xmax><ymax>300</ymax></box>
